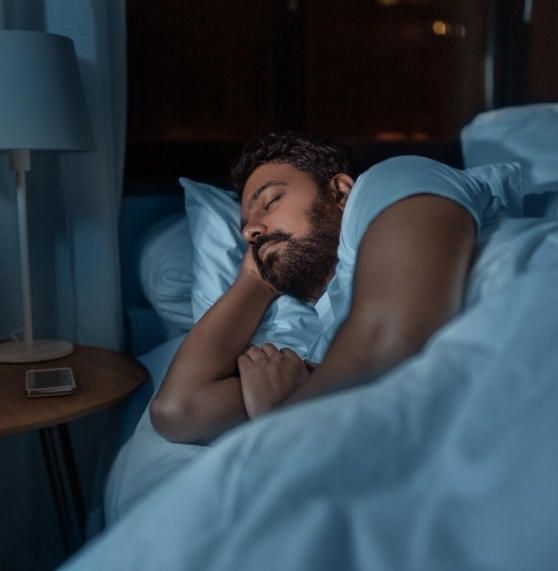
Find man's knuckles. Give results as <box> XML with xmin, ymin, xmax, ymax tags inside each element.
<box><xmin>280</xmin><ymin>347</ymin><xmax>297</xmax><ymax>357</ymax></box>
<box><xmin>261</xmin><ymin>343</ymin><xmax>279</xmax><ymax>354</ymax></box>
<box><xmin>244</xmin><ymin>346</ymin><xmax>265</xmax><ymax>360</ymax></box>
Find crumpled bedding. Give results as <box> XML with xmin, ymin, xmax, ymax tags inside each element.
<box><xmin>61</xmin><ymin>216</ymin><xmax>558</xmax><ymax>571</ymax></box>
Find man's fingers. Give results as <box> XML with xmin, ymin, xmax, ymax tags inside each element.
<box><xmin>242</xmin><ymin>344</ymin><xmax>300</xmax><ymax>365</ymax></box>
<box><xmin>278</xmin><ymin>347</ymin><xmax>300</xmax><ymax>360</ymax></box>
<box><xmin>244</xmin><ymin>345</ymin><xmax>264</xmax><ymax>361</ymax></box>
<box><xmin>260</xmin><ymin>343</ymin><xmax>280</xmax><ymax>356</ymax></box>
<box><xmin>237</xmin><ymin>354</ymin><xmax>251</xmax><ymax>370</ymax></box>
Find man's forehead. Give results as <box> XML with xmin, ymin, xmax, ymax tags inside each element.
<box><xmin>242</xmin><ymin>163</ymin><xmax>312</xmax><ymax>201</ymax></box>
<box><xmin>244</xmin><ymin>163</ymin><xmax>288</xmax><ymax>191</ymax></box>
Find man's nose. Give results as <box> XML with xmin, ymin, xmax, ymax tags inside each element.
<box><xmin>242</xmin><ymin>219</ymin><xmax>267</xmax><ymax>244</ymax></box>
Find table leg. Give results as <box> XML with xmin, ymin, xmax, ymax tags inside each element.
<box><xmin>39</xmin><ymin>424</ymin><xmax>86</xmax><ymax>557</ymax></box>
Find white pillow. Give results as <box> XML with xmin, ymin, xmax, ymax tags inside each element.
<box><xmin>180</xmin><ymin>178</ymin><xmax>323</xmax><ymax>358</ymax></box>
<box><xmin>139</xmin><ymin>213</ymin><xmax>194</xmax><ymax>332</ymax></box>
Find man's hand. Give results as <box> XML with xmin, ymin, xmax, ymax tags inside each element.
<box><xmin>238</xmin><ymin>344</ymin><xmax>311</xmax><ymax>418</ymax></box>
<box><xmin>238</xmin><ymin>245</ymin><xmax>261</xmax><ymax>278</ymax></box>
<box><xmin>237</xmin><ymin>248</ymin><xmax>278</xmax><ymax>295</ymax></box>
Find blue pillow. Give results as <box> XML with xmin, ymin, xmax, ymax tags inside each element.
<box><xmin>139</xmin><ymin>213</ymin><xmax>194</xmax><ymax>332</ymax></box>
<box><xmin>180</xmin><ymin>178</ymin><xmax>323</xmax><ymax>357</ymax></box>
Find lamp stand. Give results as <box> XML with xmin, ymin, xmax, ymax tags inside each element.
<box><xmin>0</xmin><ymin>150</ymin><xmax>73</xmax><ymax>363</ymax></box>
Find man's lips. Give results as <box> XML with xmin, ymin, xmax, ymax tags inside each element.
<box><xmin>258</xmin><ymin>240</ymin><xmax>284</xmax><ymax>261</ymax></box>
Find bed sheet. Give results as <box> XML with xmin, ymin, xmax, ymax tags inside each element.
<box><xmin>62</xmin><ymin>220</ymin><xmax>558</xmax><ymax>570</ymax></box>
<box><xmin>104</xmin><ymin>334</ymin><xmax>209</xmax><ymax>525</ymax></box>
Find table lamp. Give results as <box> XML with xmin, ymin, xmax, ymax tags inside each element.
<box><xmin>0</xmin><ymin>31</ymin><xmax>95</xmax><ymax>363</ymax></box>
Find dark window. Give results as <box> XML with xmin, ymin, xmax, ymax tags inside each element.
<box><xmin>125</xmin><ymin>0</ymin><xmax>557</xmax><ymax>182</ymax></box>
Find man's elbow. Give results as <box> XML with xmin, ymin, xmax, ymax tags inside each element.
<box><xmin>149</xmin><ymin>395</ymin><xmax>202</xmax><ymax>444</ymax></box>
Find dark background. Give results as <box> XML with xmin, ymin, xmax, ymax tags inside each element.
<box><xmin>124</xmin><ymin>0</ymin><xmax>558</xmax><ymax>184</ymax></box>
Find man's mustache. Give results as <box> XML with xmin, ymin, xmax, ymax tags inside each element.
<box><xmin>252</xmin><ymin>230</ymin><xmax>292</xmax><ymax>260</ymax></box>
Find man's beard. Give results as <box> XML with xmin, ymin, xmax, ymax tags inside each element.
<box><xmin>251</xmin><ymin>194</ymin><xmax>341</xmax><ymax>303</ymax></box>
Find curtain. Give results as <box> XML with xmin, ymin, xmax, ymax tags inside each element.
<box><xmin>0</xmin><ymin>2</ymin><xmax>127</xmax><ymax>569</ymax></box>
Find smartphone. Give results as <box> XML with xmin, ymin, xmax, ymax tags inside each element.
<box><xmin>25</xmin><ymin>367</ymin><xmax>76</xmax><ymax>397</ymax></box>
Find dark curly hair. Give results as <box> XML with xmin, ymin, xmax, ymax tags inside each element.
<box><xmin>230</xmin><ymin>132</ymin><xmax>362</xmax><ymax>199</ymax></box>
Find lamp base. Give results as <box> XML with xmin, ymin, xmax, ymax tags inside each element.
<box><xmin>0</xmin><ymin>339</ymin><xmax>74</xmax><ymax>364</ymax></box>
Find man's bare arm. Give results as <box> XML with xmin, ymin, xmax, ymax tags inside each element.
<box><xmin>150</xmin><ymin>251</ymin><xmax>277</xmax><ymax>444</ymax></box>
<box><xmin>285</xmin><ymin>194</ymin><xmax>476</xmax><ymax>404</ymax></box>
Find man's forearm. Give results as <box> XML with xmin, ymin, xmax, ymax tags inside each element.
<box><xmin>150</xmin><ymin>272</ymin><xmax>276</xmax><ymax>443</ymax></box>
<box><xmin>283</xmin><ymin>313</ymin><xmax>402</xmax><ymax>406</ymax></box>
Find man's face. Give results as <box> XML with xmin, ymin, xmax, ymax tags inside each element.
<box><xmin>241</xmin><ymin>162</ymin><xmax>343</xmax><ymax>302</ymax></box>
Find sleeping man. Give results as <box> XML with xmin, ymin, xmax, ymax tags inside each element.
<box><xmin>150</xmin><ymin>133</ymin><xmax>524</xmax><ymax>444</ymax></box>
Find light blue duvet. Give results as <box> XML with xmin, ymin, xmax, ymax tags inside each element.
<box><xmin>61</xmin><ymin>215</ymin><xmax>558</xmax><ymax>570</ymax></box>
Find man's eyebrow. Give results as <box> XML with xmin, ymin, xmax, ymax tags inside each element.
<box><xmin>247</xmin><ymin>180</ymin><xmax>285</xmax><ymax>209</ymax></box>
<box><xmin>240</xmin><ymin>180</ymin><xmax>285</xmax><ymax>230</ymax></box>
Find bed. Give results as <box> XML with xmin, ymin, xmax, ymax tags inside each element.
<box><xmin>59</xmin><ymin>104</ymin><xmax>558</xmax><ymax>570</ymax></box>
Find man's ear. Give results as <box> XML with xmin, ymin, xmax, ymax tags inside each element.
<box><xmin>328</xmin><ymin>174</ymin><xmax>354</xmax><ymax>212</ymax></box>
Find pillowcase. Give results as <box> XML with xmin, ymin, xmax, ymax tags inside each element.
<box><xmin>139</xmin><ymin>213</ymin><xmax>194</xmax><ymax>332</ymax></box>
<box><xmin>180</xmin><ymin>178</ymin><xmax>323</xmax><ymax>358</ymax></box>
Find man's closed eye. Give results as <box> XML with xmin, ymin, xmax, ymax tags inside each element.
<box><xmin>265</xmin><ymin>196</ymin><xmax>282</xmax><ymax>211</ymax></box>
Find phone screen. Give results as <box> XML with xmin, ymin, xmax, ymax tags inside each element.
<box><xmin>26</xmin><ymin>368</ymin><xmax>76</xmax><ymax>396</ymax></box>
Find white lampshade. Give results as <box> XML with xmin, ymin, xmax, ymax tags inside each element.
<box><xmin>0</xmin><ymin>30</ymin><xmax>95</xmax><ymax>151</ymax></box>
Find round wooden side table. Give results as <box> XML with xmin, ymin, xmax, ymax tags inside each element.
<box><xmin>0</xmin><ymin>344</ymin><xmax>147</xmax><ymax>556</ymax></box>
